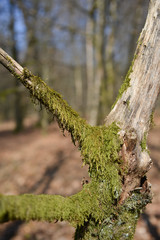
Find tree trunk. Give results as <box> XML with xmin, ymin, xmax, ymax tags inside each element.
<box><xmin>86</xmin><ymin>0</ymin><xmax>109</xmax><ymax>126</ymax></box>
<box><xmin>98</xmin><ymin>0</ymin><xmax>116</xmax><ymax>123</ymax></box>
<box><xmin>0</xmin><ymin>0</ymin><xmax>160</xmax><ymax>239</ymax></box>
<box><xmin>85</xmin><ymin>0</ymin><xmax>97</xmax><ymax>125</ymax></box>
<box><xmin>9</xmin><ymin>0</ymin><xmax>25</xmax><ymax>132</ymax></box>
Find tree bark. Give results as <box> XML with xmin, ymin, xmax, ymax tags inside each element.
<box><xmin>9</xmin><ymin>0</ymin><xmax>25</xmax><ymax>132</ymax></box>
<box><xmin>105</xmin><ymin>0</ymin><xmax>160</xmax><ymax>202</ymax></box>
<box><xmin>0</xmin><ymin>0</ymin><xmax>160</xmax><ymax>239</ymax></box>
<box><xmin>98</xmin><ymin>0</ymin><xmax>116</xmax><ymax>123</ymax></box>
<box><xmin>86</xmin><ymin>0</ymin><xmax>110</xmax><ymax>126</ymax></box>
<box><xmin>85</xmin><ymin>0</ymin><xmax>97</xmax><ymax>125</ymax></box>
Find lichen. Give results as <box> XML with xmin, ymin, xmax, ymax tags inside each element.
<box><xmin>74</xmin><ymin>191</ymin><xmax>152</xmax><ymax>240</ymax></box>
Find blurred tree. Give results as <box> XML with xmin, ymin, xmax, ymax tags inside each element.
<box><xmin>9</xmin><ymin>0</ymin><xmax>25</xmax><ymax>132</ymax></box>
<box><xmin>0</xmin><ymin>0</ymin><xmax>149</xmax><ymax>127</ymax></box>
<box><xmin>85</xmin><ymin>0</ymin><xmax>108</xmax><ymax>126</ymax></box>
<box><xmin>84</xmin><ymin>0</ymin><xmax>149</xmax><ymax>125</ymax></box>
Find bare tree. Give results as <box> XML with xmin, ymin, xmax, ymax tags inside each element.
<box><xmin>8</xmin><ymin>0</ymin><xmax>26</xmax><ymax>131</ymax></box>
<box><xmin>85</xmin><ymin>0</ymin><xmax>112</xmax><ymax>125</ymax></box>
<box><xmin>0</xmin><ymin>0</ymin><xmax>160</xmax><ymax>239</ymax></box>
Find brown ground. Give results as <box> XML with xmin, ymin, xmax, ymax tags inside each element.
<box><xmin>0</xmin><ymin>116</ymin><xmax>160</xmax><ymax>240</ymax></box>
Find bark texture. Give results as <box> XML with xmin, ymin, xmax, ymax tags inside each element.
<box><xmin>105</xmin><ymin>0</ymin><xmax>160</xmax><ymax>202</ymax></box>
<box><xmin>106</xmin><ymin>0</ymin><xmax>160</xmax><ymax>140</ymax></box>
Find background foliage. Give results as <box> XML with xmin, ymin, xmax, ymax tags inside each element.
<box><xmin>0</xmin><ymin>0</ymin><xmax>149</xmax><ymax>129</ymax></box>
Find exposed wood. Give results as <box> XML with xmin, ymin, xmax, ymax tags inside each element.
<box><xmin>0</xmin><ymin>48</ymin><xmax>24</xmax><ymax>76</ymax></box>
<box><xmin>0</xmin><ymin>47</ymin><xmax>88</xmax><ymax>145</ymax></box>
<box><xmin>105</xmin><ymin>0</ymin><xmax>160</xmax><ymax>202</ymax></box>
<box><xmin>106</xmin><ymin>0</ymin><xmax>160</xmax><ymax>141</ymax></box>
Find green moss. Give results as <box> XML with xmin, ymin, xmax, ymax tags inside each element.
<box><xmin>74</xmin><ymin>191</ymin><xmax>152</xmax><ymax>240</ymax></box>
<box><xmin>0</xmin><ymin>190</ymin><xmax>151</xmax><ymax>240</ymax></box>
<box><xmin>0</xmin><ymin>191</ymin><xmax>94</xmax><ymax>226</ymax></box>
<box><xmin>112</xmin><ymin>65</ymin><xmax>132</xmax><ymax>109</ymax></box>
<box><xmin>12</xmin><ymin>69</ymin><xmax>124</xmax><ymax>211</ymax></box>
<box><xmin>6</xmin><ymin>55</ymin><xmax>14</xmax><ymax>68</ymax></box>
<box><xmin>0</xmin><ymin>54</ymin><xmax>152</xmax><ymax>239</ymax></box>
<box><xmin>21</xmin><ymin>68</ymin><xmax>88</xmax><ymax>145</ymax></box>
<box><xmin>126</xmin><ymin>99</ymin><xmax>130</xmax><ymax>108</ymax></box>
<box><xmin>150</xmin><ymin>111</ymin><xmax>155</xmax><ymax>128</ymax></box>
<box><xmin>0</xmin><ymin>181</ymin><xmax>117</xmax><ymax>227</ymax></box>
<box><xmin>20</xmin><ymin>69</ymin><xmax>123</xmax><ymax>192</ymax></box>
<box><xmin>80</xmin><ymin>122</ymin><xmax>122</xmax><ymax>177</ymax></box>
<box><xmin>0</xmin><ymin>121</ymin><xmax>124</xmax><ymax>232</ymax></box>
<box><xmin>78</xmin><ymin>122</ymin><xmax>123</xmax><ymax>208</ymax></box>
<box><xmin>2</xmin><ymin>184</ymin><xmax>151</xmax><ymax>240</ymax></box>
<box><xmin>140</xmin><ymin>133</ymin><xmax>149</xmax><ymax>152</ymax></box>
<box><xmin>112</xmin><ymin>34</ymin><xmax>143</xmax><ymax>109</ymax></box>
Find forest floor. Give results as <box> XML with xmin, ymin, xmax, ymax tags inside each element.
<box><xmin>0</xmin><ymin>115</ymin><xmax>160</xmax><ymax>240</ymax></box>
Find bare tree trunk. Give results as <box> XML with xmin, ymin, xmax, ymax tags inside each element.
<box><xmin>98</xmin><ymin>0</ymin><xmax>114</xmax><ymax>123</ymax></box>
<box><xmin>86</xmin><ymin>0</ymin><xmax>108</xmax><ymax>126</ymax></box>
<box><xmin>74</xmin><ymin>64</ymin><xmax>83</xmax><ymax>112</ymax></box>
<box><xmin>105</xmin><ymin>0</ymin><xmax>160</xmax><ymax>201</ymax></box>
<box><xmin>85</xmin><ymin>0</ymin><xmax>96</xmax><ymax>125</ymax></box>
<box><xmin>9</xmin><ymin>0</ymin><xmax>25</xmax><ymax>132</ymax></box>
<box><xmin>94</xmin><ymin>0</ymin><xmax>108</xmax><ymax>124</ymax></box>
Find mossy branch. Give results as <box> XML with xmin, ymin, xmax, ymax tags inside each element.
<box><xmin>0</xmin><ymin>48</ymin><xmax>123</xmax><ymax>179</ymax></box>
<box><xmin>0</xmin><ymin>47</ymin><xmax>88</xmax><ymax>144</ymax></box>
<box><xmin>0</xmin><ymin>185</ymin><xmax>100</xmax><ymax>226</ymax></box>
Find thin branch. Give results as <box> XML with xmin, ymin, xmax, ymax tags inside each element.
<box><xmin>0</xmin><ymin>48</ymin><xmax>23</xmax><ymax>76</ymax></box>
<box><xmin>70</xmin><ymin>1</ymin><xmax>89</xmax><ymax>15</ymax></box>
<box><xmin>0</xmin><ymin>48</ymin><xmax>89</xmax><ymax>144</ymax></box>
<box><xmin>53</xmin><ymin>23</ymin><xmax>87</xmax><ymax>37</ymax></box>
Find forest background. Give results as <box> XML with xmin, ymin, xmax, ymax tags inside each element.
<box><xmin>0</xmin><ymin>0</ymin><xmax>160</xmax><ymax>239</ymax></box>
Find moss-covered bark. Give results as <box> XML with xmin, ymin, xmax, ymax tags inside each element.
<box><xmin>0</xmin><ymin>183</ymin><xmax>100</xmax><ymax>226</ymax></box>
<box><xmin>75</xmin><ymin>191</ymin><xmax>151</xmax><ymax>240</ymax></box>
<box><xmin>0</xmin><ymin>122</ymin><xmax>123</xmax><ymax>226</ymax></box>
<box><xmin>22</xmin><ymin>68</ymin><xmax>89</xmax><ymax>145</ymax></box>
<box><xmin>0</xmin><ymin>118</ymin><xmax>152</xmax><ymax>239</ymax></box>
<box><xmin>0</xmin><ymin>186</ymin><xmax>152</xmax><ymax>239</ymax></box>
